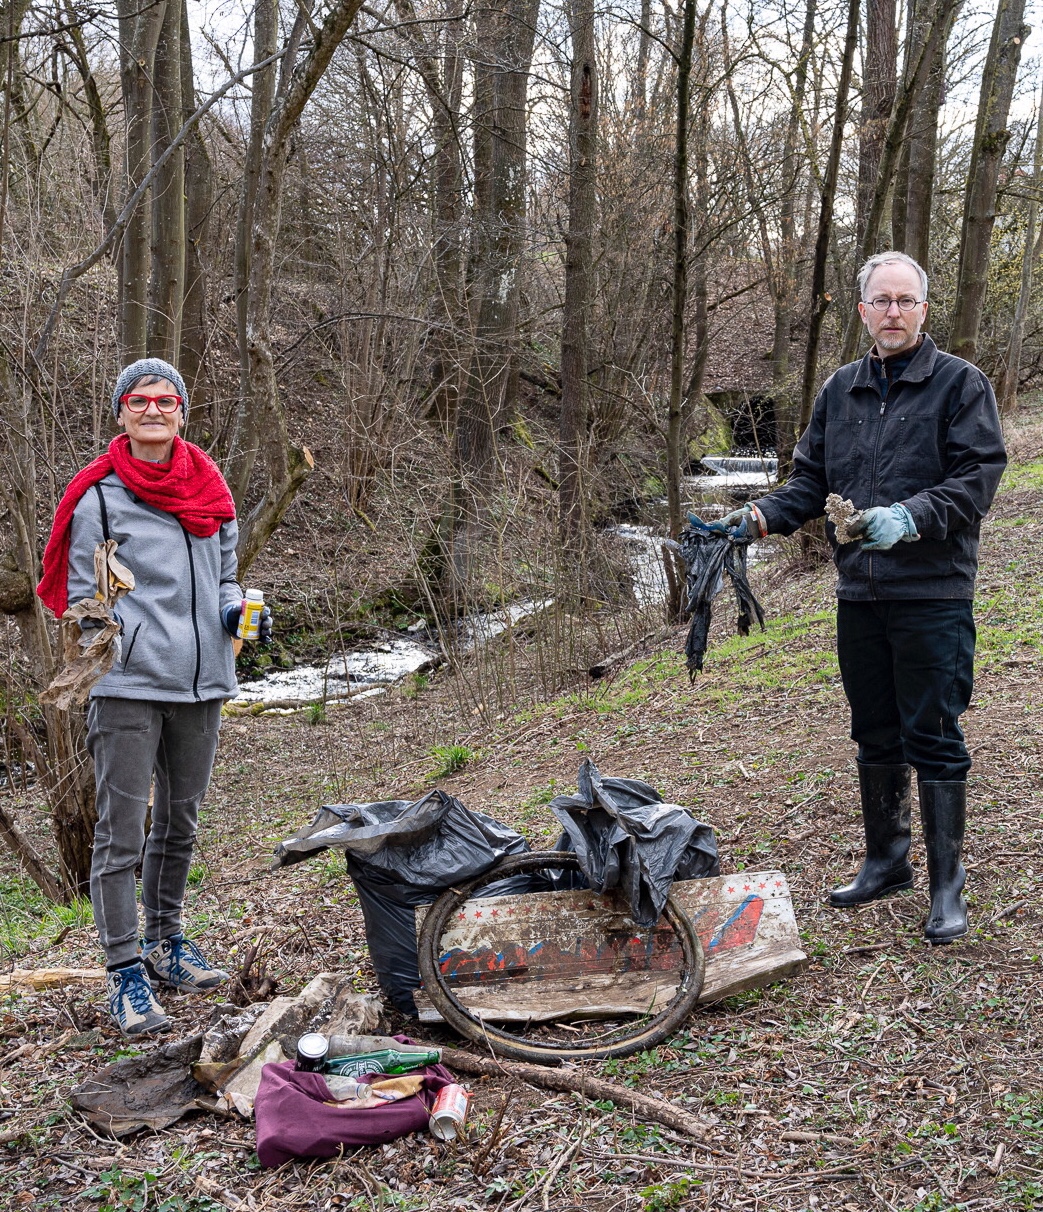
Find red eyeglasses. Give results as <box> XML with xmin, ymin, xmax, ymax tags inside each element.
<box><xmin>120</xmin><ymin>394</ymin><xmax>183</xmax><ymax>414</ymax></box>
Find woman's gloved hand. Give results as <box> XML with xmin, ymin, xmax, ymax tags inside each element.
<box><xmin>258</xmin><ymin>605</ymin><xmax>273</xmax><ymax>645</ymax></box>
<box><xmin>221</xmin><ymin>603</ymin><xmax>274</xmax><ymax>644</ymax></box>
<box><xmin>852</xmin><ymin>503</ymin><xmax>919</xmax><ymax>551</ymax></box>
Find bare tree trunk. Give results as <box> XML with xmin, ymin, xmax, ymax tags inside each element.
<box><xmin>684</xmin><ymin>6</ymin><xmax>712</xmax><ymax>412</ymax></box>
<box><xmin>179</xmin><ymin>0</ymin><xmax>212</xmax><ymax>425</ymax></box>
<box><xmin>855</xmin><ymin>0</ymin><xmax>897</xmax><ymax>249</ymax></box>
<box><xmin>559</xmin><ymin>0</ymin><xmax>597</xmax><ymax>552</ymax></box>
<box><xmin>117</xmin><ymin>0</ymin><xmax>166</xmax><ymax>361</ymax></box>
<box><xmin>227</xmin><ymin>0</ymin><xmax>279</xmax><ymax>504</ymax></box>
<box><xmin>0</xmin><ymin>356</ymin><xmax>95</xmax><ymax>901</ymax></box>
<box><xmin>892</xmin><ymin>0</ymin><xmax>957</xmax><ymax>263</ymax></box>
<box><xmin>997</xmin><ymin>79</ymin><xmax>1043</xmax><ymax>413</ymax></box>
<box><xmin>838</xmin><ymin>0</ymin><xmax>960</xmax><ymax>365</ymax></box>
<box><xmin>666</xmin><ymin>0</ymin><xmax>696</xmax><ymax>543</ymax></box>
<box><xmin>635</xmin><ymin>0</ymin><xmax>651</xmax><ymax>121</ymax></box>
<box><xmin>799</xmin><ymin>0</ymin><xmax>859</xmax><ymax>431</ymax></box>
<box><xmin>147</xmin><ymin>0</ymin><xmax>185</xmax><ymax>361</ymax></box>
<box><xmin>61</xmin><ymin>1</ymin><xmax>117</xmax><ymax>231</ymax></box>
<box><xmin>392</xmin><ymin>0</ymin><xmax>465</xmax><ymax>435</ymax></box>
<box><xmin>454</xmin><ymin>0</ymin><xmax>539</xmax><ymax>490</ymax></box>
<box><xmin>237</xmin><ymin>0</ymin><xmax>367</xmax><ymax>572</ymax></box>
<box><xmin>950</xmin><ymin>0</ymin><xmax>1029</xmax><ymax>364</ymax></box>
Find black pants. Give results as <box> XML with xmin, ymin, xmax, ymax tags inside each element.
<box><xmin>836</xmin><ymin>599</ymin><xmax>975</xmax><ymax>783</ymax></box>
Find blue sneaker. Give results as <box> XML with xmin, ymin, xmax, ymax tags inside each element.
<box><xmin>107</xmin><ymin>963</ymin><xmax>170</xmax><ymax>1037</ymax></box>
<box><xmin>142</xmin><ymin>934</ymin><xmax>229</xmax><ymax>992</ymax></box>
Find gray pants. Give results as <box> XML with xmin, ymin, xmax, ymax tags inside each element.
<box><xmin>86</xmin><ymin>697</ymin><xmax>222</xmax><ymax>966</ymax></box>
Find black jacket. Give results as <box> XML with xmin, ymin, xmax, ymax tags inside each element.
<box><xmin>756</xmin><ymin>336</ymin><xmax>1006</xmax><ymax>600</ymax></box>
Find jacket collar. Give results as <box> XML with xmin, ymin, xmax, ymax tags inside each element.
<box><xmin>851</xmin><ymin>333</ymin><xmax>938</xmax><ymax>389</ymax></box>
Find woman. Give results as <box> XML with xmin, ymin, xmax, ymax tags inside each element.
<box><xmin>37</xmin><ymin>358</ymin><xmax>270</xmax><ymax>1036</ymax></box>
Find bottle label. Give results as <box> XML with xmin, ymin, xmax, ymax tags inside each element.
<box><xmin>237</xmin><ymin>598</ymin><xmax>263</xmax><ymax>640</ymax></box>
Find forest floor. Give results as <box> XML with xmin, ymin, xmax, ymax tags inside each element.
<box><xmin>1</xmin><ymin>401</ymin><xmax>1042</xmax><ymax>1212</ymax></box>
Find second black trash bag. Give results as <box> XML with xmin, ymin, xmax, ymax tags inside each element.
<box><xmin>548</xmin><ymin>758</ymin><xmax>719</xmax><ymax>928</ymax></box>
<box><xmin>271</xmin><ymin>791</ymin><xmax>535</xmax><ymax>1015</ymax></box>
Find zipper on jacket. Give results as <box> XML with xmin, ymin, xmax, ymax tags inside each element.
<box><xmin>121</xmin><ymin>622</ymin><xmax>142</xmax><ymax>673</ymax></box>
<box><xmin>183</xmin><ymin>530</ymin><xmax>202</xmax><ymax>700</ymax></box>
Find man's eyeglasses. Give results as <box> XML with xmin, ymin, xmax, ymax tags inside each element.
<box><xmin>865</xmin><ymin>297</ymin><xmax>925</xmax><ymax>312</ymax></box>
<box><xmin>120</xmin><ymin>394</ymin><xmax>183</xmax><ymax>414</ymax></box>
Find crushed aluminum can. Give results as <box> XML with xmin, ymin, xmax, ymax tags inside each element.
<box><xmin>429</xmin><ymin>1083</ymin><xmax>470</xmax><ymax>1141</ymax></box>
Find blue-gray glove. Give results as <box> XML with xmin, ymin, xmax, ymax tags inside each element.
<box><xmin>704</xmin><ymin>502</ymin><xmax>765</xmax><ymax>538</ymax></box>
<box><xmin>853</xmin><ymin>504</ymin><xmax>919</xmax><ymax>551</ymax></box>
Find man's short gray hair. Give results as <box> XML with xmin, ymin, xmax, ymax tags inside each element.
<box><xmin>857</xmin><ymin>252</ymin><xmax>928</xmax><ymax>302</ymax></box>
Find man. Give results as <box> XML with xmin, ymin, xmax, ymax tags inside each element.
<box><xmin>721</xmin><ymin>251</ymin><xmax>1006</xmax><ymax>944</ymax></box>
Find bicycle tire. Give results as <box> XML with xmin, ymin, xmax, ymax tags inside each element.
<box><xmin>416</xmin><ymin>850</ymin><xmax>704</xmax><ymax>1064</ymax></box>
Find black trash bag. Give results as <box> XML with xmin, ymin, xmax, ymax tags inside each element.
<box><xmin>272</xmin><ymin>791</ymin><xmax>537</xmax><ymax>1015</ymax></box>
<box><xmin>548</xmin><ymin>758</ymin><xmax>719</xmax><ymax>928</ymax></box>
<box><xmin>671</xmin><ymin>518</ymin><xmax>765</xmax><ymax>676</ymax></box>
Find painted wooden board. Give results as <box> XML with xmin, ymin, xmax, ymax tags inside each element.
<box><xmin>415</xmin><ymin>870</ymin><xmax>806</xmax><ymax>1023</ymax></box>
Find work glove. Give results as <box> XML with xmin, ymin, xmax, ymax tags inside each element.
<box><xmin>221</xmin><ymin>603</ymin><xmax>274</xmax><ymax>644</ymax></box>
<box><xmin>852</xmin><ymin>503</ymin><xmax>919</xmax><ymax>551</ymax></box>
<box><xmin>221</xmin><ymin>604</ymin><xmax>241</xmax><ymax>638</ymax></box>
<box><xmin>258</xmin><ymin>605</ymin><xmax>274</xmax><ymax>646</ymax></box>
<box><xmin>702</xmin><ymin>502</ymin><xmax>766</xmax><ymax>539</ymax></box>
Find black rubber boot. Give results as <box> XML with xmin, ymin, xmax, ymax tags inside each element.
<box><xmin>919</xmin><ymin>780</ymin><xmax>968</xmax><ymax>944</ymax></box>
<box><xmin>829</xmin><ymin>763</ymin><xmax>914</xmax><ymax>907</ymax></box>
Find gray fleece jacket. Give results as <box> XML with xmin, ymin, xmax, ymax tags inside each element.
<box><xmin>67</xmin><ymin>473</ymin><xmax>241</xmax><ymax>701</ymax></box>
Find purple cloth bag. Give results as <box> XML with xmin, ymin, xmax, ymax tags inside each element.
<box><xmin>255</xmin><ymin>1059</ymin><xmax>455</xmax><ymax>1168</ymax></box>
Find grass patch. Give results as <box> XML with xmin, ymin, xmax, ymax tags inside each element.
<box><xmin>0</xmin><ymin>873</ymin><xmax>93</xmax><ymax>960</ymax></box>
<box><xmin>1000</xmin><ymin>458</ymin><xmax>1043</xmax><ymax>493</ymax></box>
<box><xmin>428</xmin><ymin>743</ymin><xmax>474</xmax><ymax>778</ymax></box>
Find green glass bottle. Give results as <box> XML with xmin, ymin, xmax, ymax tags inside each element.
<box><xmin>323</xmin><ymin>1047</ymin><xmax>442</xmax><ymax>1078</ymax></box>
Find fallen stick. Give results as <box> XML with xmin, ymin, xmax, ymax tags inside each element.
<box><xmin>0</xmin><ymin>968</ymin><xmax>106</xmax><ymax>991</ymax></box>
<box><xmin>440</xmin><ymin>1047</ymin><xmax>707</xmax><ymax>1138</ymax></box>
<box><xmin>780</xmin><ymin>1130</ymin><xmax>857</xmax><ymax>1146</ymax></box>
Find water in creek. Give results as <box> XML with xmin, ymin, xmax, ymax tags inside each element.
<box><xmin>233</xmin><ymin>459</ymin><xmax>773</xmax><ymax>706</ymax></box>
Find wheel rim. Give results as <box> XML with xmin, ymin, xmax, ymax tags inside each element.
<box><xmin>416</xmin><ymin>850</ymin><xmax>705</xmax><ymax>1063</ymax></box>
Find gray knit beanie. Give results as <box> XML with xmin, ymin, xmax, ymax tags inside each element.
<box><xmin>111</xmin><ymin>358</ymin><xmax>189</xmax><ymax>419</ymax></box>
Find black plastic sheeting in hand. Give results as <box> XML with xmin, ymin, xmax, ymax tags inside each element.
<box><xmin>670</xmin><ymin>520</ymin><xmax>765</xmax><ymax>677</ymax></box>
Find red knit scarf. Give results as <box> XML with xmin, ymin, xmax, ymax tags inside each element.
<box><xmin>37</xmin><ymin>434</ymin><xmax>236</xmax><ymax>616</ymax></box>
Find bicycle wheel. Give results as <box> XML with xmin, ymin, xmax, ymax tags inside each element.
<box><xmin>416</xmin><ymin>850</ymin><xmax>704</xmax><ymax>1063</ymax></box>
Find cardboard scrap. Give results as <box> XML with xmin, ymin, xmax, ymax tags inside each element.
<box><xmin>41</xmin><ymin>540</ymin><xmax>135</xmax><ymax>709</ymax></box>
<box><xmin>69</xmin><ymin>975</ymin><xmax>382</xmax><ymax>1135</ymax></box>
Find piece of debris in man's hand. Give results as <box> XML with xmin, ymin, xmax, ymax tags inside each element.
<box><xmin>825</xmin><ymin>493</ymin><xmax>863</xmax><ymax>543</ymax></box>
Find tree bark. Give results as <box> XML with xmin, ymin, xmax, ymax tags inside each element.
<box><xmin>237</xmin><ymin>0</ymin><xmax>367</xmax><ymax>572</ymax></box>
<box><xmin>60</xmin><ymin>0</ymin><xmax>117</xmax><ymax>231</ymax></box>
<box><xmin>392</xmin><ymin>0</ymin><xmax>465</xmax><ymax>435</ymax></box>
<box><xmin>559</xmin><ymin>0</ymin><xmax>597</xmax><ymax>553</ymax></box>
<box><xmin>440</xmin><ymin>1048</ymin><xmax>708</xmax><ymax>1138</ymax></box>
<box><xmin>179</xmin><ymin>0</ymin><xmax>213</xmax><ymax>426</ymax></box>
<box><xmin>147</xmin><ymin>0</ymin><xmax>185</xmax><ymax>361</ymax></box>
<box><xmin>949</xmin><ymin>0</ymin><xmax>1030</xmax><ymax>364</ymax></box>
<box><xmin>892</xmin><ymin>0</ymin><xmax>957</xmax><ymax>264</ymax></box>
<box><xmin>997</xmin><ymin>78</ymin><xmax>1043</xmax><ymax>412</ymax></box>
<box><xmin>798</xmin><ymin>0</ymin><xmax>859</xmax><ymax>432</ymax></box>
<box><xmin>0</xmin><ymin>802</ymin><xmax>63</xmax><ymax>901</ymax></box>
<box><xmin>227</xmin><ymin>0</ymin><xmax>279</xmax><ymax>505</ymax></box>
<box><xmin>117</xmin><ymin>0</ymin><xmax>166</xmax><ymax>361</ymax></box>
<box><xmin>0</xmin><ymin>356</ymin><xmax>93</xmax><ymax>901</ymax></box>
<box><xmin>855</xmin><ymin>0</ymin><xmax>897</xmax><ymax>249</ymax></box>
<box><xmin>838</xmin><ymin>0</ymin><xmax>960</xmax><ymax>365</ymax></box>
<box><xmin>454</xmin><ymin>0</ymin><xmax>539</xmax><ymax>490</ymax></box>
<box><xmin>666</xmin><ymin>0</ymin><xmax>696</xmax><ymax>543</ymax></box>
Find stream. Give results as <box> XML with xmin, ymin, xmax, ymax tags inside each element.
<box><xmin>232</xmin><ymin>457</ymin><xmax>776</xmax><ymax>707</ymax></box>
